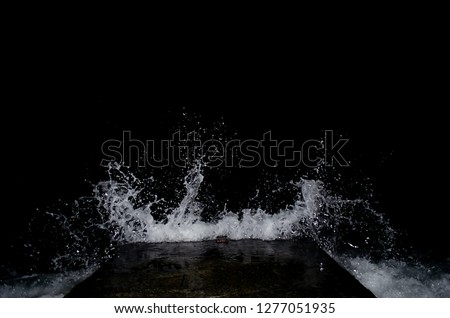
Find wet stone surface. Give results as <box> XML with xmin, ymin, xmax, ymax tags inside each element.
<box><xmin>65</xmin><ymin>239</ymin><xmax>375</xmax><ymax>297</ymax></box>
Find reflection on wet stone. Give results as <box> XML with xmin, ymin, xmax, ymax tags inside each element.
<box><xmin>65</xmin><ymin>239</ymin><xmax>374</xmax><ymax>298</ymax></box>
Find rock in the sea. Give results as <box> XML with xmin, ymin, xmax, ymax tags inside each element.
<box><xmin>65</xmin><ymin>239</ymin><xmax>374</xmax><ymax>297</ymax></box>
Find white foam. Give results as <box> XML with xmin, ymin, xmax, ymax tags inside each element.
<box><xmin>338</xmin><ymin>256</ymin><xmax>450</xmax><ymax>297</ymax></box>
<box><xmin>96</xmin><ymin>163</ymin><xmax>320</xmax><ymax>243</ymax></box>
<box><xmin>0</xmin><ymin>267</ymin><xmax>97</xmax><ymax>298</ymax></box>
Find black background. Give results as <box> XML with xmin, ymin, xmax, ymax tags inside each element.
<box><xmin>2</xmin><ymin>33</ymin><xmax>447</xmax><ymax>263</ymax></box>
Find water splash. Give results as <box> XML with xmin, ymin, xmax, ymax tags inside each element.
<box><xmin>0</xmin><ymin>268</ymin><xmax>96</xmax><ymax>298</ymax></box>
<box><xmin>339</xmin><ymin>256</ymin><xmax>450</xmax><ymax>297</ymax></box>
<box><xmin>3</xmin><ymin>161</ymin><xmax>448</xmax><ymax>298</ymax></box>
<box><xmin>90</xmin><ymin>162</ymin><xmax>393</xmax><ymax>258</ymax></box>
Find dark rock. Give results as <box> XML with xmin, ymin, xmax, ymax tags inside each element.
<box><xmin>65</xmin><ymin>239</ymin><xmax>374</xmax><ymax>297</ymax></box>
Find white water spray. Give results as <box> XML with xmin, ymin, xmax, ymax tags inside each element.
<box><xmin>2</xmin><ymin>162</ymin><xmax>448</xmax><ymax>298</ymax></box>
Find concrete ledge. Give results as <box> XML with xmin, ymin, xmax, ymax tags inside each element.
<box><xmin>65</xmin><ymin>239</ymin><xmax>374</xmax><ymax>297</ymax></box>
